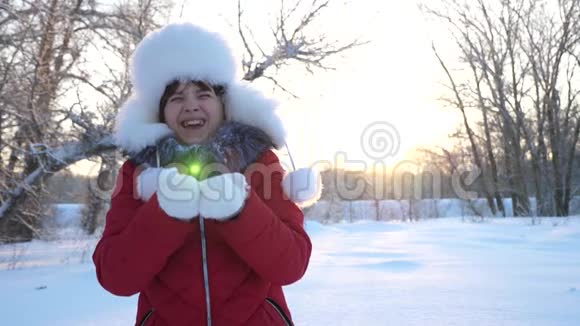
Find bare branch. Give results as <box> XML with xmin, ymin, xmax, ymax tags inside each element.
<box><xmin>263</xmin><ymin>75</ymin><xmax>299</xmax><ymax>99</ymax></box>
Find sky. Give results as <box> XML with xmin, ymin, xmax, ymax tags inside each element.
<box><xmin>75</xmin><ymin>0</ymin><xmax>463</xmax><ymax>175</ymax></box>
<box><xmin>171</xmin><ymin>0</ymin><xmax>461</xmax><ymax>168</ymax></box>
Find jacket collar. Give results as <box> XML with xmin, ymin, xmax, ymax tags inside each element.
<box><xmin>129</xmin><ymin>121</ymin><xmax>274</xmax><ymax>173</ymax></box>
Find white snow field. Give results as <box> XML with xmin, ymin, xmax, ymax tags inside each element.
<box><xmin>1</xmin><ymin>217</ymin><xmax>579</xmax><ymax>325</ymax></box>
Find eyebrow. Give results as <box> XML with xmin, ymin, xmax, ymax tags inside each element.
<box><xmin>171</xmin><ymin>87</ymin><xmax>213</xmax><ymax>97</ymax></box>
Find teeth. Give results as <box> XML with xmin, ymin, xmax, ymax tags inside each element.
<box><xmin>182</xmin><ymin>119</ymin><xmax>205</xmax><ymax>127</ymax></box>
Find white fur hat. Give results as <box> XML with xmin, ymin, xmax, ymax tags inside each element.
<box><xmin>114</xmin><ymin>23</ymin><xmax>286</xmax><ymax>154</ymax></box>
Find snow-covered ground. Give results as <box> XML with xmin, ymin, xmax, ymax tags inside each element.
<box><xmin>306</xmin><ymin>197</ymin><xmax>580</xmax><ymax>222</ymax></box>
<box><xmin>1</xmin><ymin>217</ymin><xmax>579</xmax><ymax>325</ymax></box>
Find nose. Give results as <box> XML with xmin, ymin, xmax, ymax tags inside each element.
<box><xmin>183</xmin><ymin>97</ymin><xmax>200</xmax><ymax>112</ymax></box>
<box><xmin>183</xmin><ymin>106</ymin><xmax>199</xmax><ymax>112</ymax></box>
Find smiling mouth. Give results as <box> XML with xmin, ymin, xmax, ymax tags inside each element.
<box><xmin>181</xmin><ymin>119</ymin><xmax>206</xmax><ymax>129</ymax></box>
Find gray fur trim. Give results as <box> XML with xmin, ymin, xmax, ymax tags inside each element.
<box><xmin>128</xmin><ymin>121</ymin><xmax>274</xmax><ymax>173</ymax></box>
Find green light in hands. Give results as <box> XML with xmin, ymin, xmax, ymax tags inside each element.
<box><xmin>188</xmin><ymin>162</ymin><xmax>201</xmax><ymax>177</ymax></box>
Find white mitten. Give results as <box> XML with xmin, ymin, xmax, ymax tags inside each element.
<box><xmin>156</xmin><ymin>167</ymin><xmax>200</xmax><ymax>220</ymax></box>
<box><xmin>199</xmin><ymin>173</ymin><xmax>250</xmax><ymax>221</ymax></box>
<box><xmin>282</xmin><ymin>167</ymin><xmax>322</xmax><ymax>208</ymax></box>
<box><xmin>136</xmin><ymin>167</ymin><xmax>163</xmax><ymax>201</ymax></box>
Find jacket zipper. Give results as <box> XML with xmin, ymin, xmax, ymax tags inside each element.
<box><xmin>138</xmin><ymin>309</ymin><xmax>153</xmax><ymax>326</ymax></box>
<box><xmin>156</xmin><ymin>149</ymin><xmax>213</xmax><ymax>326</ymax></box>
<box><xmin>199</xmin><ymin>215</ymin><xmax>212</xmax><ymax>326</ymax></box>
<box><xmin>266</xmin><ymin>298</ymin><xmax>292</xmax><ymax>326</ymax></box>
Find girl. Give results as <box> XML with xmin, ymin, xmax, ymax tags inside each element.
<box><xmin>92</xmin><ymin>23</ymin><xmax>320</xmax><ymax>326</ymax></box>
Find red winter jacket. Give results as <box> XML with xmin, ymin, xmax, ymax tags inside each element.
<box><xmin>93</xmin><ymin>150</ymin><xmax>312</xmax><ymax>326</ymax></box>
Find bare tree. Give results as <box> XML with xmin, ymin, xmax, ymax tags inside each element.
<box><xmin>422</xmin><ymin>0</ymin><xmax>580</xmax><ymax>217</ymax></box>
<box><xmin>237</xmin><ymin>0</ymin><xmax>366</xmax><ymax>88</ymax></box>
<box><xmin>432</xmin><ymin>44</ymin><xmax>502</xmax><ymax>216</ymax></box>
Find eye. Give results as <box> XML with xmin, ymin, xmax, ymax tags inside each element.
<box><xmin>198</xmin><ymin>92</ymin><xmax>213</xmax><ymax>99</ymax></box>
<box><xmin>169</xmin><ymin>95</ymin><xmax>183</xmax><ymax>102</ymax></box>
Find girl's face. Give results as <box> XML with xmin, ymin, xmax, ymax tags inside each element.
<box><xmin>162</xmin><ymin>82</ymin><xmax>224</xmax><ymax>145</ymax></box>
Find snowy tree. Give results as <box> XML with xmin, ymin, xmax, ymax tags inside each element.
<box><xmin>0</xmin><ymin>0</ymin><xmax>172</xmax><ymax>241</ymax></box>
<box><xmin>423</xmin><ymin>0</ymin><xmax>580</xmax><ymax>217</ymax></box>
